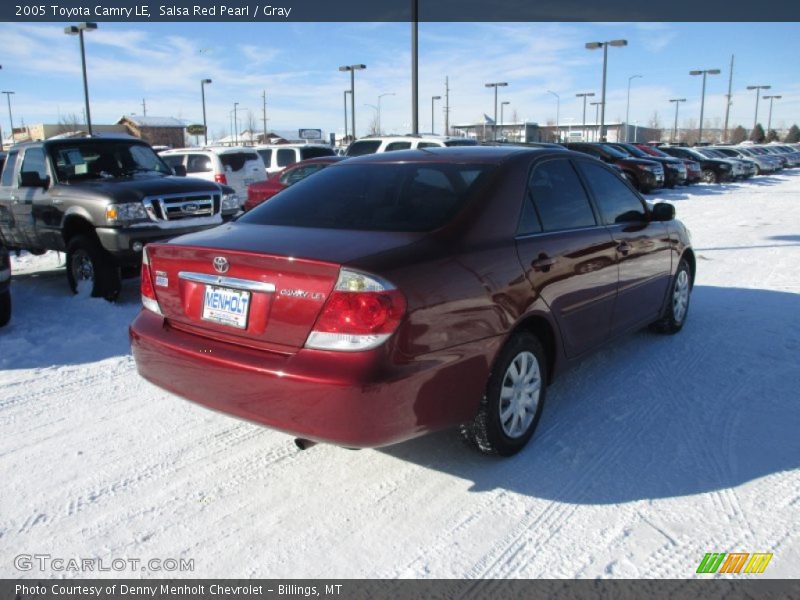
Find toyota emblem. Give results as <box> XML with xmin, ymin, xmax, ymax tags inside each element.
<box><xmin>212</xmin><ymin>256</ymin><xmax>229</xmax><ymax>274</ymax></box>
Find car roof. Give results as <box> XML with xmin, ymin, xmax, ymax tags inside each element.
<box><xmin>340</xmin><ymin>145</ymin><xmax>559</xmax><ymax>165</ymax></box>
<box><xmin>162</xmin><ymin>146</ymin><xmax>260</xmax><ymax>155</ymax></box>
<box><xmin>254</xmin><ymin>143</ymin><xmax>332</xmax><ymax>149</ymax></box>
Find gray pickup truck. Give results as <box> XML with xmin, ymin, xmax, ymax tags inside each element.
<box><xmin>0</xmin><ymin>135</ymin><xmax>240</xmax><ymax>300</ymax></box>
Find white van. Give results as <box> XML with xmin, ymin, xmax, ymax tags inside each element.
<box><xmin>160</xmin><ymin>147</ymin><xmax>267</xmax><ymax>205</ymax></box>
<box><xmin>253</xmin><ymin>144</ymin><xmax>336</xmax><ymax>175</ymax></box>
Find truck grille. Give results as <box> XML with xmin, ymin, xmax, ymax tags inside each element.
<box><xmin>143</xmin><ymin>193</ymin><xmax>221</xmax><ymax>221</ymax></box>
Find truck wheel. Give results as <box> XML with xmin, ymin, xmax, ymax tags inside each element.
<box><xmin>66</xmin><ymin>235</ymin><xmax>121</xmax><ymax>301</ymax></box>
<box><xmin>0</xmin><ymin>290</ymin><xmax>10</xmax><ymax>327</ymax></box>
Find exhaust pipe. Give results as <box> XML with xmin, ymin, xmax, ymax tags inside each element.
<box><xmin>294</xmin><ymin>438</ymin><xmax>317</xmax><ymax>451</ymax></box>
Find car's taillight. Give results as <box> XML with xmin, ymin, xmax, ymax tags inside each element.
<box><xmin>214</xmin><ymin>173</ymin><xmax>228</xmax><ymax>185</ymax></box>
<box><xmin>305</xmin><ymin>269</ymin><xmax>406</xmax><ymax>352</ymax></box>
<box><xmin>140</xmin><ymin>247</ymin><xmax>162</xmax><ymax>315</ymax></box>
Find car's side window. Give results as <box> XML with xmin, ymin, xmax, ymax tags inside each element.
<box><xmin>385</xmin><ymin>142</ymin><xmax>412</xmax><ymax>152</ymax></box>
<box><xmin>186</xmin><ymin>154</ymin><xmax>212</xmax><ymax>173</ymax></box>
<box><xmin>19</xmin><ymin>148</ymin><xmax>48</xmax><ymax>183</ymax></box>
<box><xmin>276</xmin><ymin>149</ymin><xmax>296</xmax><ymax>167</ymax></box>
<box><xmin>1</xmin><ymin>151</ymin><xmax>18</xmax><ymax>187</ymax></box>
<box><xmin>579</xmin><ymin>161</ymin><xmax>647</xmax><ymax>225</ymax></box>
<box><xmin>528</xmin><ymin>159</ymin><xmax>596</xmax><ymax>232</ymax></box>
<box><xmin>417</xmin><ymin>142</ymin><xmax>439</xmax><ymax>149</ymax></box>
<box><xmin>257</xmin><ymin>149</ymin><xmax>273</xmax><ymax>168</ymax></box>
<box><xmin>516</xmin><ymin>193</ymin><xmax>542</xmax><ymax>235</ymax></box>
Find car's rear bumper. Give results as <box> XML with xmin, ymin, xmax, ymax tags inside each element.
<box><xmin>129</xmin><ymin>309</ymin><xmax>498</xmax><ymax>447</ymax></box>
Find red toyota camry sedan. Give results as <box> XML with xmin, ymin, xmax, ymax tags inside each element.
<box><xmin>130</xmin><ymin>146</ymin><xmax>694</xmax><ymax>456</ymax></box>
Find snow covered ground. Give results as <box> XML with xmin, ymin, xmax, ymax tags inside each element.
<box><xmin>1</xmin><ymin>173</ymin><xmax>799</xmax><ymax>579</ymax></box>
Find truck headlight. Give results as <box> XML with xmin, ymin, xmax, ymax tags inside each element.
<box><xmin>106</xmin><ymin>202</ymin><xmax>148</xmax><ymax>224</ymax></box>
<box><xmin>221</xmin><ymin>192</ymin><xmax>240</xmax><ymax>211</ymax></box>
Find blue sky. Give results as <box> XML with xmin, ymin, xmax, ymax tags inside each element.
<box><xmin>1</xmin><ymin>21</ymin><xmax>798</xmax><ymax>139</ymax></box>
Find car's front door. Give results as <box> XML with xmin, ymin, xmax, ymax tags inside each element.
<box><xmin>515</xmin><ymin>157</ymin><xmax>618</xmax><ymax>358</ymax></box>
<box><xmin>576</xmin><ymin>159</ymin><xmax>672</xmax><ymax>333</ymax></box>
<box><xmin>16</xmin><ymin>146</ymin><xmax>52</xmax><ymax>250</ymax></box>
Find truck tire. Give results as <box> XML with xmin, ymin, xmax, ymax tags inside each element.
<box><xmin>66</xmin><ymin>235</ymin><xmax>121</xmax><ymax>301</ymax></box>
<box><xmin>0</xmin><ymin>290</ymin><xmax>10</xmax><ymax>327</ymax></box>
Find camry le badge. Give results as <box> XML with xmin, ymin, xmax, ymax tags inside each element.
<box><xmin>212</xmin><ymin>256</ymin><xmax>229</xmax><ymax>274</ymax></box>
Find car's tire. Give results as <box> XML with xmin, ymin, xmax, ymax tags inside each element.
<box><xmin>650</xmin><ymin>258</ymin><xmax>692</xmax><ymax>335</ymax></box>
<box><xmin>0</xmin><ymin>290</ymin><xmax>10</xmax><ymax>327</ymax></box>
<box><xmin>65</xmin><ymin>235</ymin><xmax>121</xmax><ymax>301</ymax></box>
<box><xmin>701</xmin><ymin>168</ymin><xmax>718</xmax><ymax>184</ymax></box>
<box><xmin>461</xmin><ymin>331</ymin><xmax>548</xmax><ymax>456</ymax></box>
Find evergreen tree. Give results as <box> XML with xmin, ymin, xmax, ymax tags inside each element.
<box><xmin>785</xmin><ymin>124</ymin><xmax>800</xmax><ymax>143</ymax></box>
<box><xmin>749</xmin><ymin>123</ymin><xmax>766</xmax><ymax>143</ymax></box>
<box><xmin>730</xmin><ymin>125</ymin><xmax>747</xmax><ymax>144</ymax></box>
<box><xmin>766</xmin><ymin>129</ymin><xmax>780</xmax><ymax>143</ymax></box>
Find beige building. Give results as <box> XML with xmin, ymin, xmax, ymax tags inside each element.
<box><xmin>13</xmin><ymin>123</ymin><xmax>127</xmax><ymax>142</ymax></box>
<box><xmin>117</xmin><ymin>116</ymin><xmax>187</xmax><ymax>148</ymax></box>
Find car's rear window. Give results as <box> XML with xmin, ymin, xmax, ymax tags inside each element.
<box><xmin>239</xmin><ymin>162</ymin><xmax>496</xmax><ymax>232</ymax></box>
<box><xmin>219</xmin><ymin>152</ymin><xmax>260</xmax><ymax>172</ymax></box>
<box><xmin>444</xmin><ymin>139</ymin><xmax>478</xmax><ymax>147</ymax></box>
<box><xmin>346</xmin><ymin>141</ymin><xmax>382</xmax><ymax>157</ymax></box>
<box><xmin>300</xmin><ymin>146</ymin><xmax>336</xmax><ymax>160</ymax></box>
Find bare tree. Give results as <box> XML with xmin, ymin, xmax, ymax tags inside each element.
<box><xmin>58</xmin><ymin>112</ymin><xmax>82</xmax><ymax>134</ymax></box>
<box><xmin>367</xmin><ymin>112</ymin><xmax>379</xmax><ymax>136</ymax></box>
<box><xmin>648</xmin><ymin>111</ymin><xmax>661</xmax><ymax>130</ymax></box>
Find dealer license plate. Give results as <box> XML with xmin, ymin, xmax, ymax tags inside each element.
<box><xmin>202</xmin><ymin>285</ymin><xmax>251</xmax><ymax>329</ymax></box>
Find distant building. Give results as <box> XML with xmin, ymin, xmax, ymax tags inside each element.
<box><xmin>14</xmin><ymin>123</ymin><xmax>127</xmax><ymax>142</ymax></box>
<box><xmin>452</xmin><ymin>119</ymin><xmax>661</xmax><ymax>144</ymax></box>
<box><xmin>117</xmin><ymin>115</ymin><xmax>187</xmax><ymax>148</ymax></box>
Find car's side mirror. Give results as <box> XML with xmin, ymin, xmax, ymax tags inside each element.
<box><xmin>19</xmin><ymin>171</ymin><xmax>50</xmax><ymax>189</ymax></box>
<box><xmin>651</xmin><ymin>202</ymin><xmax>675</xmax><ymax>222</ymax></box>
<box><xmin>172</xmin><ymin>164</ymin><xmax>187</xmax><ymax>177</ymax></box>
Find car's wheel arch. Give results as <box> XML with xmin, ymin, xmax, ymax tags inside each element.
<box><xmin>62</xmin><ymin>212</ymin><xmax>98</xmax><ymax>247</ymax></box>
<box><xmin>502</xmin><ymin>311</ymin><xmax>560</xmax><ymax>385</ymax></box>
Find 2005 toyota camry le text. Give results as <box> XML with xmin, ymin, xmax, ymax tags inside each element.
<box><xmin>129</xmin><ymin>146</ymin><xmax>694</xmax><ymax>456</ymax></box>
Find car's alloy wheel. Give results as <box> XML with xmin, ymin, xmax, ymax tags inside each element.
<box><xmin>461</xmin><ymin>331</ymin><xmax>548</xmax><ymax>456</ymax></box>
<box><xmin>70</xmin><ymin>248</ymin><xmax>94</xmax><ymax>298</ymax></box>
<box><xmin>701</xmin><ymin>169</ymin><xmax>717</xmax><ymax>184</ymax></box>
<box><xmin>498</xmin><ymin>351</ymin><xmax>542</xmax><ymax>439</ymax></box>
<box><xmin>650</xmin><ymin>258</ymin><xmax>692</xmax><ymax>334</ymax></box>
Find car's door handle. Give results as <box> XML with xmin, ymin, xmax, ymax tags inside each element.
<box><xmin>532</xmin><ymin>255</ymin><xmax>556</xmax><ymax>272</ymax></box>
<box><xmin>617</xmin><ymin>242</ymin><xmax>631</xmax><ymax>255</ymax></box>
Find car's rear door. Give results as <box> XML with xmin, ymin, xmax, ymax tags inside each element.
<box><xmin>219</xmin><ymin>151</ymin><xmax>267</xmax><ymax>198</ymax></box>
<box><xmin>515</xmin><ymin>156</ymin><xmax>618</xmax><ymax>357</ymax></box>
<box><xmin>575</xmin><ymin>158</ymin><xmax>672</xmax><ymax>333</ymax></box>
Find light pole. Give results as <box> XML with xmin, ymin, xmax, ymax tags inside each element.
<box><xmin>690</xmin><ymin>69</ymin><xmax>721</xmax><ymax>144</ymax></box>
<box><xmin>669</xmin><ymin>98</ymin><xmax>686</xmax><ymax>143</ymax></box>
<box><xmin>1</xmin><ymin>91</ymin><xmax>14</xmax><ymax>145</ymax></box>
<box><xmin>590</xmin><ymin>101</ymin><xmax>602</xmax><ymax>141</ymax></box>
<box><xmin>431</xmin><ymin>95</ymin><xmax>441</xmax><ymax>134</ymax></box>
<box><xmin>485</xmin><ymin>82</ymin><xmax>508</xmax><ymax>141</ymax></box>
<box><xmin>200</xmin><ymin>78</ymin><xmax>212</xmax><ymax>145</ymax></box>
<box><xmin>64</xmin><ymin>22</ymin><xmax>97</xmax><ymax>135</ymax></box>
<box><xmin>233</xmin><ymin>102</ymin><xmax>239</xmax><ymax>145</ymax></box>
<box><xmin>377</xmin><ymin>92</ymin><xmax>395</xmax><ymax>135</ymax></box>
<box><xmin>500</xmin><ymin>100</ymin><xmax>510</xmax><ymax>139</ymax></box>
<box><xmin>547</xmin><ymin>90</ymin><xmax>560</xmax><ymax>141</ymax></box>
<box><xmin>585</xmin><ymin>39</ymin><xmax>627</xmax><ymax>142</ymax></box>
<box><xmin>625</xmin><ymin>74</ymin><xmax>642</xmax><ymax>142</ymax></box>
<box><xmin>746</xmin><ymin>85</ymin><xmax>771</xmax><ymax>131</ymax></box>
<box><xmin>343</xmin><ymin>90</ymin><xmax>351</xmax><ymax>145</ymax></box>
<box><xmin>763</xmin><ymin>94</ymin><xmax>781</xmax><ymax>133</ymax></box>
<box><xmin>576</xmin><ymin>92</ymin><xmax>595</xmax><ymax>142</ymax></box>
<box><xmin>339</xmin><ymin>64</ymin><xmax>366</xmax><ymax>141</ymax></box>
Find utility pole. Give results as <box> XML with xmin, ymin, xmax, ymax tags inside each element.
<box><xmin>411</xmin><ymin>0</ymin><xmax>419</xmax><ymax>134</ymax></box>
<box><xmin>444</xmin><ymin>76</ymin><xmax>450</xmax><ymax>136</ymax></box>
<box><xmin>142</xmin><ymin>98</ymin><xmax>146</xmax><ymax>116</ymax></box>
<box><xmin>262</xmin><ymin>90</ymin><xmax>268</xmax><ymax>143</ymax></box>
<box><xmin>723</xmin><ymin>55</ymin><xmax>734</xmax><ymax>142</ymax></box>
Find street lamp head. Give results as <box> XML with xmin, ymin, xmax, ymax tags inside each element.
<box><xmin>576</xmin><ymin>92</ymin><xmax>595</xmax><ymax>98</ymax></box>
<box><xmin>609</xmin><ymin>39</ymin><xmax>628</xmax><ymax>47</ymax></box>
<box><xmin>432</xmin><ymin>95</ymin><xmax>441</xmax><ymax>100</ymax></box>
<box><xmin>630</xmin><ymin>74</ymin><xmax>643</xmax><ymax>80</ymax></box>
<box><xmin>763</xmin><ymin>95</ymin><xmax>782</xmax><ymax>100</ymax></box>
<box><xmin>707</xmin><ymin>69</ymin><xmax>721</xmax><ymax>75</ymax></box>
<box><xmin>64</xmin><ymin>25</ymin><xmax>80</xmax><ymax>35</ymax></box>
<box><xmin>501</xmin><ymin>101</ymin><xmax>510</xmax><ymax>105</ymax></box>
<box><xmin>669</xmin><ymin>98</ymin><xmax>687</xmax><ymax>103</ymax></box>
<box><xmin>747</xmin><ymin>84</ymin><xmax>771</xmax><ymax>90</ymax></box>
<box><xmin>202</xmin><ymin>78</ymin><xmax>212</xmax><ymax>84</ymax></box>
<box><xmin>79</xmin><ymin>22</ymin><xmax>98</xmax><ymax>31</ymax></box>
<box><xmin>689</xmin><ymin>70</ymin><xmax>703</xmax><ymax>76</ymax></box>
<box><xmin>585</xmin><ymin>42</ymin><xmax>602</xmax><ymax>50</ymax></box>
<box><xmin>1</xmin><ymin>91</ymin><xmax>14</xmax><ymax>96</ymax></box>
<box><xmin>65</xmin><ymin>22</ymin><xmax>97</xmax><ymax>35</ymax></box>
